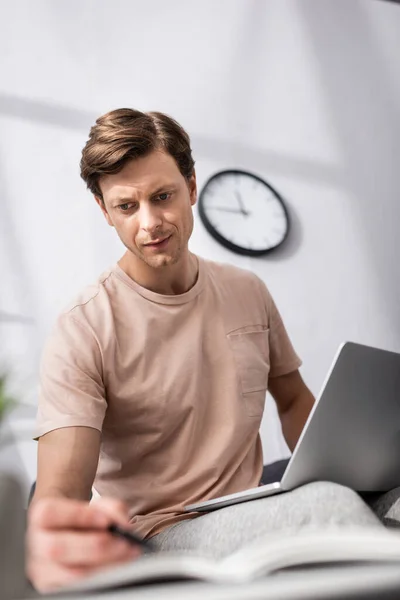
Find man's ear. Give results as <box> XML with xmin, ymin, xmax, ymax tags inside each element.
<box><xmin>94</xmin><ymin>196</ymin><xmax>114</xmax><ymax>227</ymax></box>
<box><xmin>188</xmin><ymin>171</ymin><xmax>197</xmax><ymax>207</ymax></box>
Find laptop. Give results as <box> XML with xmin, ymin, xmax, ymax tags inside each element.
<box><xmin>185</xmin><ymin>341</ymin><xmax>400</xmax><ymax>513</ymax></box>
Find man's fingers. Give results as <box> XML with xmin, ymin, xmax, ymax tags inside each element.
<box><xmin>26</xmin><ymin>497</ymin><xmax>138</xmax><ymax>593</ymax></box>
<box><xmin>29</xmin><ymin>529</ymin><xmax>140</xmax><ymax>566</ymax></box>
<box><xmin>29</xmin><ymin>497</ymin><xmax>130</xmax><ymax>531</ymax></box>
<box><xmin>26</xmin><ymin>560</ymin><xmax>88</xmax><ymax>594</ymax></box>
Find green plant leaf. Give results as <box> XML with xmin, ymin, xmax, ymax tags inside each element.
<box><xmin>0</xmin><ymin>374</ymin><xmax>16</xmax><ymax>420</ymax></box>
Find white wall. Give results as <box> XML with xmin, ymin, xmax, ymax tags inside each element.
<box><xmin>1</xmin><ymin>0</ymin><xmax>400</xmax><ymax>492</ymax></box>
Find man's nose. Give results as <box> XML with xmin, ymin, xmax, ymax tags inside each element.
<box><xmin>139</xmin><ymin>204</ymin><xmax>163</xmax><ymax>233</ymax></box>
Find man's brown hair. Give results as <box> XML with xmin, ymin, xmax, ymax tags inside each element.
<box><xmin>80</xmin><ymin>108</ymin><xmax>195</xmax><ymax>199</ymax></box>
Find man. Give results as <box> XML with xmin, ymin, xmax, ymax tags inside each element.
<box><xmin>27</xmin><ymin>109</ymin><xmax>394</xmax><ymax>592</ymax></box>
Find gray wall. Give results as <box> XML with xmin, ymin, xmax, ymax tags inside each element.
<box><xmin>1</xmin><ymin>0</ymin><xmax>400</xmax><ymax>491</ymax></box>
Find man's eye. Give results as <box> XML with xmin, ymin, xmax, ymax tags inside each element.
<box><xmin>119</xmin><ymin>203</ymin><xmax>131</xmax><ymax>211</ymax></box>
<box><xmin>157</xmin><ymin>193</ymin><xmax>170</xmax><ymax>201</ymax></box>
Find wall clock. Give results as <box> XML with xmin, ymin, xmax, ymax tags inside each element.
<box><xmin>198</xmin><ymin>169</ymin><xmax>289</xmax><ymax>256</ymax></box>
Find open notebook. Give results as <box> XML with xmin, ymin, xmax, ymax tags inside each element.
<box><xmin>64</xmin><ymin>527</ymin><xmax>400</xmax><ymax>594</ymax></box>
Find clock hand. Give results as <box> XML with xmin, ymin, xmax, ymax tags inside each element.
<box><xmin>235</xmin><ymin>191</ymin><xmax>250</xmax><ymax>216</ymax></box>
<box><xmin>208</xmin><ymin>206</ymin><xmax>244</xmax><ymax>214</ymax></box>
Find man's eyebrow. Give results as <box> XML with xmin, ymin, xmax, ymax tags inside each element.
<box><xmin>112</xmin><ymin>197</ymin><xmax>136</xmax><ymax>206</ymax></box>
<box><xmin>112</xmin><ymin>184</ymin><xmax>177</xmax><ymax>204</ymax></box>
<box><xmin>150</xmin><ymin>184</ymin><xmax>176</xmax><ymax>196</ymax></box>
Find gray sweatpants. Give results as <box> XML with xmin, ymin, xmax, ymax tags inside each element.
<box><xmin>151</xmin><ymin>482</ymin><xmax>400</xmax><ymax>559</ymax></box>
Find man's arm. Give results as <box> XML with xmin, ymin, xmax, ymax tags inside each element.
<box><xmin>268</xmin><ymin>370</ymin><xmax>315</xmax><ymax>452</ymax></box>
<box><xmin>33</xmin><ymin>426</ymin><xmax>100</xmax><ymax>504</ymax></box>
<box><xmin>28</xmin><ymin>427</ymin><xmax>141</xmax><ymax>593</ymax></box>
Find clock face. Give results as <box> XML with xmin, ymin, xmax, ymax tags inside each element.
<box><xmin>198</xmin><ymin>170</ymin><xmax>289</xmax><ymax>256</ymax></box>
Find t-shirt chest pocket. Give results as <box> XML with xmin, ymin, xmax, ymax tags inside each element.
<box><xmin>227</xmin><ymin>328</ymin><xmax>270</xmax><ymax>417</ymax></box>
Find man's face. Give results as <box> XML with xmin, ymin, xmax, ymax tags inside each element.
<box><xmin>97</xmin><ymin>150</ymin><xmax>197</xmax><ymax>269</ymax></box>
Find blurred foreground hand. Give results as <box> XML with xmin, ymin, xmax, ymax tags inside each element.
<box><xmin>26</xmin><ymin>497</ymin><xmax>142</xmax><ymax>593</ymax></box>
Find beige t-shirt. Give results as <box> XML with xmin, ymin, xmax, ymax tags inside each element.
<box><xmin>36</xmin><ymin>257</ymin><xmax>301</xmax><ymax>538</ymax></box>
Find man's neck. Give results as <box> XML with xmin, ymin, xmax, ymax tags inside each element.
<box><xmin>118</xmin><ymin>251</ymin><xmax>198</xmax><ymax>295</ymax></box>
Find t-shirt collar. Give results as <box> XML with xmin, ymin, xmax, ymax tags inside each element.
<box><xmin>112</xmin><ymin>255</ymin><xmax>205</xmax><ymax>305</ymax></box>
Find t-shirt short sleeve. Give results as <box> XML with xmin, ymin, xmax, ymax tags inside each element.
<box><xmin>258</xmin><ymin>278</ymin><xmax>302</xmax><ymax>378</ymax></box>
<box><xmin>35</xmin><ymin>313</ymin><xmax>107</xmax><ymax>439</ymax></box>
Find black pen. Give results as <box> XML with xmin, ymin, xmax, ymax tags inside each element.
<box><xmin>108</xmin><ymin>524</ymin><xmax>155</xmax><ymax>552</ymax></box>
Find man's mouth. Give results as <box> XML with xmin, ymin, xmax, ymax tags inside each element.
<box><xmin>143</xmin><ymin>235</ymin><xmax>171</xmax><ymax>248</ymax></box>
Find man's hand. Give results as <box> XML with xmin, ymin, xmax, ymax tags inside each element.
<box><xmin>26</xmin><ymin>497</ymin><xmax>142</xmax><ymax>593</ymax></box>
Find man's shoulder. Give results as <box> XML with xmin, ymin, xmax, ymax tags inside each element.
<box><xmin>58</xmin><ymin>267</ymin><xmax>119</xmax><ymax>327</ymax></box>
<box><xmin>42</xmin><ymin>267</ymin><xmax>125</xmax><ymax>362</ymax></box>
<box><xmin>202</xmin><ymin>257</ymin><xmax>265</xmax><ymax>290</ymax></box>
